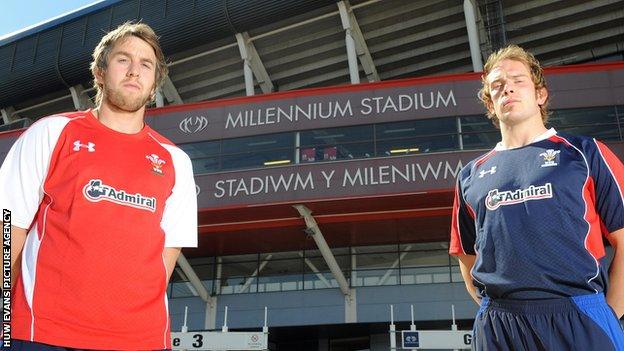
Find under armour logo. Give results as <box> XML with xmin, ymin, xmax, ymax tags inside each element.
<box><xmin>478</xmin><ymin>166</ymin><xmax>497</xmax><ymax>178</ymax></box>
<box><xmin>73</xmin><ymin>140</ymin><xmax>95</xmax><ymax>152</ymax></box>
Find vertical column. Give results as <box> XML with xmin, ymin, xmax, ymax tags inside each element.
<box><xmin>155</xmin><ymin>89</ymin><xmax>165</xmax><ymax>107</ymax></box>
<box><xmin>338</xmin><ymin>1</ymin><xmax>361</xmax><ymax>84</ymax></box>
<box><xmin>463</xmin><ymin>0</ymin><xmax>484</xmax><ymax>72</ymax></box>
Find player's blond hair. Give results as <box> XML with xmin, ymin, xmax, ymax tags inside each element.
<box><xmin>478</xmin><ymin>45</ymin><xmax>550</xmax><ymax>127</ymax></box>
<box><xmin>90</xmin><ymin>22</ymin><xmax>168</xmax><ymax>107</ymax></box>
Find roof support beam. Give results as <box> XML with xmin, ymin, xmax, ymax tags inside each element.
<box><xmin>177</xmin><ymin>253</ymin><xmax>218</xmax><ymax>330</ymax></box>
<box><xmin>162</xmin><ymin>76</ymin><xmax>183</xmax><ymax>104</ymax></box>
<box><xmin>294</xmin><ymin>204</ymin><xmax>356</xmax><ymax>323</ymax></box>
<box><xmin>463</xmin><ymin>0</ymin><xmax>484</xmax><ymax>72</ymax></box>
<box><xmin>155</xmin><ymin>90</ymin><xmax>165</xmax><ymax>107</ymax></box>
<box><xmin>378</xmin><ymin>245</ymin><xmax>412</xmax><ymax>286</ymax></box>
<box><xmin>1</xmin><ymin>107</ymin><xmax>17</xmax><ymax>124</ymax></box>
<box><xmin>338</xmin><ymin>0</ymin><xmax>379</xmax><ymax>83</ymax></box>
<box><xmin>299</xmin><ymin>252</ymin><xmax>333</xmax><ymax>288</ymax></box>
<box><xmin>239</xmin><ymin>254</ymin><xmax>273</xmax><ymax>293</ymax></box>
<box><xmin>69</xmin><ymin>84</ymin><xmax>93</xmax><ymax>110</ymax></box>
<box><xmin>176</xmin><ymin>253</ymin><xmax>211</xmax><ymax>303</ymax></box>
<box><xmin>236</xmin><ymin>32</ymin><xmax>274</xmax><ymax>96</ymax></box>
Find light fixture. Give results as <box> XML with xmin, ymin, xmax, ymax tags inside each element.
<box><xmin>383</xmin><ymin>128</ymin><xmax>415</xmax><ymax>134</ymax></box>
<box><xmin>248</xmin><ymin>140</ymin><xmax>277</xmax><ymax>146</ymax></box>
<box><xmin>264</xmin><ymin>160</ymin><xmax>291</xmax><ymax>166</ymax></box>
<box><xmin>389</xmin><ymin>148</ymin><xmax>419</xmax><ymax>154</ymax></box>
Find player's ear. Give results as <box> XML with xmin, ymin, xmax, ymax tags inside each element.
<box><xmin>94</xmin><ymin>68</ymin><xmax>105</xmax><ymax>86</ymax></box>
<box><xmin>485</xmin><ymin>98</ymin><xmax>495</xmax><ymax>116</ymax></box>
<box><xmin>536</xmin><ymin>87</ymin><xmax>548</xmax><ymax>105</ymax></box>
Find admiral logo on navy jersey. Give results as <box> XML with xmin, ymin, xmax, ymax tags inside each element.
<box><xmin>486</xmin><ymin>183</ymin><xmax>553</xmax><ymax>210</ymax></box>
<box><xmin>83</xmin><ymin>179</ymin><xmax>156</xmax><ymax>212</ymax></box>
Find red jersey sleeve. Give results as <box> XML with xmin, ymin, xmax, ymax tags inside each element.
<box><xmin>449</xmin><ymin>176</ymin><xmax>477</xmax><ymax>256</ymax></box>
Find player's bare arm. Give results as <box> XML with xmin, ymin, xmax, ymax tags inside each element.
<box><xmin>8</xmin><ymin>225</ymin><xmax>27</xmax><ymax>289</ymax></box>
<box><xmin>457</xmin><ymin>254</ymin><xmax>481</xmax><ymax>305</ymax></box>
<box><xmin>163</xmin><ymin>247</ymin><xmax>182</xmax><ymax>283</ymax></box>
<box><xmin>607</xmin><ymin>227</ymin><xmax>624</xmax><ymax>318</ymax></box>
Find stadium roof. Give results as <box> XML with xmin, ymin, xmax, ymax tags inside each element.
<box><xmin>1</xmin><ymin>0</ymin><xmax>623</xmax><ymax>124</ymax></box>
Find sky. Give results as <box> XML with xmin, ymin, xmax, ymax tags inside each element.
<box><xmin>0</xmin><ymin>0</ymin><xmax>102</xmax><ymax>40</ymax></box>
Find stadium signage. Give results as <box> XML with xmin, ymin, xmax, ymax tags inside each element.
<box><xmin>224</xmin><ymin>90</ymin><xmax>457</xmax><ymax>129</ymax></box>
<box><xmin>195</xmin><ymin>151</ymin><xmax>477</xmax><ymax>208</ymax></box>
<box><xmin>146</xmin><ymin>80</ymin><xmax>483</xmax><ymax>142</ymax></box>
<box><xmin>144</xmin><ymin>67</ymin><xmax>624</xmax><ymax>143</ymax></box>
<box><xmin>401</xmin><ymin>330</ymin><xmax>472</xmax><ymax>349</ymax></box>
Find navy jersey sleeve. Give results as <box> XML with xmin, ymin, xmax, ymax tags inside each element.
<box><xmin>586</xmin><ymin>139</ymin><xmax>624</xmax><ymax>234</ymax></box>
<box><xmin>450</xmin><ymin>169</ymin><xmax>477</xmax><ymax>255</ymax></box>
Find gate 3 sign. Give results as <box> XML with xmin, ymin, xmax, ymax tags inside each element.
<box><xmin>401</xmin><ymin>330</ymin><xmax>472</xmax><ymax>349</ymax></box>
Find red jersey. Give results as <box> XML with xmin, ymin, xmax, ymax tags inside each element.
<box><xmin>0</xmin><ymin>110</ymin><xmax>197</xmax><ymax>350</ymax></box>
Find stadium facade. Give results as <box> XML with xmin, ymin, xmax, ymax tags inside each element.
<box><xmin>1</xmin><ymin>1</ymin><xmax>623</xmax><ymax>350</ymax></box>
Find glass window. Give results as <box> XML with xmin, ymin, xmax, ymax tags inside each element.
<box><xmin>400</xmin><ymin>265</ymin><xmax>451</xmax><ymax>285</ymax></box>
<box><xmin>400</xmin><ymin>242</ymin><xmax>448</xmax><ymax>251</ymax></box>
<box><xmin>262</xmin><ymin>251</ymin><xmax>301</xmax><ymax>260</ymax></box>
<box><xmin>303</xmin><ymin>254</ymin><xmax>350</xmax><ymax>275</ymax></box>
<box><xmin>192</xmin><ymin>264</ymin><xmax>215</xmax><ymax>280</ymax></box>
<box><xmin>170</xmin><ymin>281</ymin><xmax>197</xmax><ymax>298</ymax></box>
<box><xmin>376</xmin><ymin>118</ymin><xmax>458</xmax><ymax>155</ymax></box>
<box><xmin>220</xmin><ymin>254</ymin><xmax>258</xmax><ymax>263</ymax></box>
<box><xmin>222</xmin><ymin>148</ymin><xmax>294</xmax><ymax>170</ymax></box>
<box><xmin>356</xmin><ymin>251</ymin><xmax>398</xmax><ymax>270</ymax></box>
<box><xmin>299</xmin><ymin>142</ymin><xmax>374</xmax><ymax>162</ymax></box>
<box><xmin>179</xmin><ymin>140</ymin><xmax>221</xmax><ymax>174</ymax></box>
<box><xmin>180</xmin><ymin>140</ymin><xmax>221</xmax><ymax>157</ymax></box>
<box><xmin>260</xmin><ymin>258</ymin><xmax>302</xmax><ymax>276</ymax></box>
<box><xmin>460</xmin><ymin>115</ymin><xmax>499</xmax><ymax>150</ymax></box>
<box><xmin>376</xmin><ymin>117</ymin><xmax>457</xmax><ymax>139</ymax></box>
<box><xmin>305</xmin><ymin>247</ymin><xmax>350</xmax><ymax>257</ymax></box>
<box><xmin>300</xmin><ymin>125</ymin><xmax>373</xmax><ymax>146</ymax></box>
<box><xmin>221</xmin><ymin>132</ymin><xmax>295</xmax><ymax>170</ymax></box>
<box><xmin>549</xmin><ymin>106</ymin><xmax>617</xmax><ymax>126</ymax></box>
<box><xmin>459</xmin><ymin>115</ymin><xmax>496</xmax><ymax>133</ymax></box>
<box><xmin>549</xmin><ymin>106</ymin><xmax>620</xmax><ymax>141</ymax></box>
<box><xmin>376</xmin><ymin>134</ymin><xmax>458</xmax><ymax>155</ymax></box>
<box><xmin>222</xmin><ymin>132</ymin><xmax>294</xmax><ymax>154</ymax></box>
<box><xmin>220</xmin><ymin>261</ymin><xmax>257</xmax><ymax>278</ymax></box>
<box><xmin>217</xmin><ymin>258</ymin><xmax>258</xmax><ymax>294</ymax></box>
<box><xmin>354</xmin><ymin>267</ymin><xmax>399</xmax><ymax>286</ymax></box>
<box><xmin>400</xmin><ymin>250</ymin><xmax>448</xmax><ymax>268</ymax></box>
<box><xmin>353</xmin><ymin>244</ymin><xmax>397</xmax><ymax>254</ymax></box>
<box><xmin>299</xmin><ymin>125</ymin><xmax>374</xmax><ymax>162</ymax></box>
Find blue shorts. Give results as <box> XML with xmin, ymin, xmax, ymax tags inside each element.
<box><xmin>473</xmin><ymin>293</ymin><xmax>624</xmax><ymax>351</ymax></box>
<box><xmin>4</xmin><ymin>339</ymin><xmax>170</xmax><ymax>351</ymax></box>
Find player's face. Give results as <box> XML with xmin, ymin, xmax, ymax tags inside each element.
<box><xmin>486</xmin><ymin>59</ymin><xmax>547</xmax><ymax>127</ymax></box>
<box><xmin>97</xmin><ymin>36</ymin><xmax>157</xmax><ymax>112</ymax></box>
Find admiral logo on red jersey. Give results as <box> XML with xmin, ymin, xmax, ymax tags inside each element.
<box><xmin>486</xmin><ymin>183</ymin><xmax>553</xmax><ymax>210</ymax></box>
<box><xmin>83</xmin><ymin>179</ymin><xmax>157</xmax><ymax>212</ymax></box>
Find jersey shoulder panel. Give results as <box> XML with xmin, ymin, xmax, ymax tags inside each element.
<box><xmin>144</xmin><ymin>126</ymin><xmax>176</xmax><ymax>147</ymax></box>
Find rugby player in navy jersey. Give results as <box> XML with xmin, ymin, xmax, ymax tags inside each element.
<box><xmin>450</xmin><ymin>45</ymin><xmax>624</xmax><ymax>350</ymax></box>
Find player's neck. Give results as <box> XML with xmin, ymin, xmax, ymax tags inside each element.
<box><xmin>498</xmin><ymin>117</ymin><xmax>548</xmax><ymax>150</ymax></box>
<box><xmin>93</xmin><ymin>103</ymin><xmax>146</xmax><ymax>134</ymax></box>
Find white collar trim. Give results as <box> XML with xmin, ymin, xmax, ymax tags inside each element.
<box><xmin>494</xmin><ymin>128</ymin><xmax>557</xmax><ymax>151</ymax></box>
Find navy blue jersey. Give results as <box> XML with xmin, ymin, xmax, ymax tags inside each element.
<box><xmin>450</xmin><ymin>129</ymin><xmax>624</xmax><ymax>299</ymax></box>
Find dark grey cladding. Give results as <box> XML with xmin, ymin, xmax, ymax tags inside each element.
<box><xmin>0</xmin><ymin>0</ymin><xmax>336</xmax><ymax>107</ymax></box>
